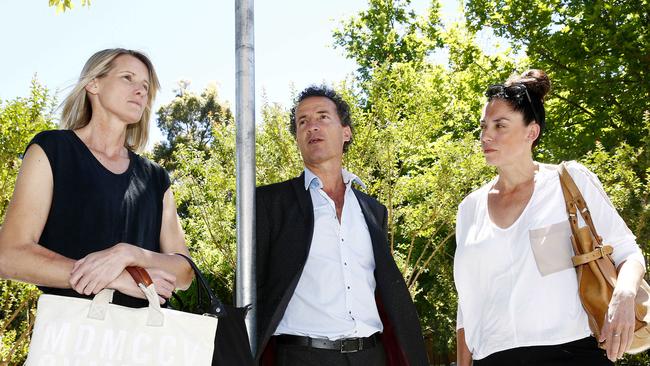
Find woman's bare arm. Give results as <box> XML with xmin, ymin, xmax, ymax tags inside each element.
<box><xmin>0</xmin><ymin>144</ymin><xmax>78</xmax><ymax>286</ymax></box>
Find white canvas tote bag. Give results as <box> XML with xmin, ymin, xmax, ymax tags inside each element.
<box><xmin>25</xmin><ymin>268</ymin><xmax>218</xmax><ymax>366</ymax></box>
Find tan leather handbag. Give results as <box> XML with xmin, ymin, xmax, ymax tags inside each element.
<box><xmin>559</xmin><ymin>162</ymin><xmax>650</xmax><ymax>353</ymax></box>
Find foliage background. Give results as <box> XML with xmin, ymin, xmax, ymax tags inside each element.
<box><xmin>1</xmin><ymin>0</ymin><xmax>649</xmax><ymax>364</ymax></box>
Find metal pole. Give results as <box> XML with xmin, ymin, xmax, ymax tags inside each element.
<box><xmin>235</xmin><ymin>0</ymin><xmax>256</xmax><ymax>355</ymax></box>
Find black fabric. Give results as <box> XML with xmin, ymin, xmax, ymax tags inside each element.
<box><xmin>173</xmin><ymin>253</ymin><xmax>254</xmax><ymax>366</ymax></box>
<box><xmin>26</xmin><ymin>130</ymin><xmax>170</xmax><ymax>307</ymax></box>
<box><xmin>474</xmin><ymin>337</ymin><xmax>613</xmax><ymax>366</ymax></box>
<box><xmin>255</xmin><ymin>174</ymin><xmax>428</xmax><ymax>365</ymax></box>
<box><xmin>276</xmin><ymin>339</ymin><xmax>387</xmax><ymax>366</ymax></box>
<box><xmin>213</xmin><ymin>304</ymin><xmax>255</xmax><ymax>365</ymax></box>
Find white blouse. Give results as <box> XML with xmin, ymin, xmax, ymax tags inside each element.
<box><xmin>453</xmin><ymin>161</ymin><xmax>645</xmax><ymax>360</ymax></box>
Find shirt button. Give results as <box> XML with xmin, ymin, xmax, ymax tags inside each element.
<box><xmin>341</xmin><ymin>238</ymin><xmax>344</xmax><ymax>242</ymax></box>
<box><xmin>347</xmin><ymin>286</ymin><xmax>350</xmax><ymax>290</ymax></box>
<box><xmin>344</xmin><ymin>262</ymin><xmax>347</xmax><ymax>266</ymax></box>
<box><xmin>348</xmin><ymin>311</ymin><xmax>352</xmax><ymax>314</ymax></box>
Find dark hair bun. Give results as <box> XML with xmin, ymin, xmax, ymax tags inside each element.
<box><xmin>507</xmin><ymin>69</ymin><xmax>551</xmax><ymax>101</ymax></box>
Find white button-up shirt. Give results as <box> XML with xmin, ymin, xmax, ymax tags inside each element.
<box><xmin>274</xmin><ymin>168</ymin><xmax>384</xmax><ymax>340</ymax></box>
<box><xmin>454</xmin><ymin>162</ymin><xmax>645</xmax><ymax>360</ymax></box>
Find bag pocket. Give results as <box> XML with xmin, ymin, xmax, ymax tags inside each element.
<box><xmin>529</xmin><ymin>221</ymin><xmax>574</xmax><ymax>276</ymax></box>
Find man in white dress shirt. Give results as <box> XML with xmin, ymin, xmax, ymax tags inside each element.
<box><xmin>255</xmin><ymin>85</ymin><xmax>428</xmax><ymax>365</ymax></box>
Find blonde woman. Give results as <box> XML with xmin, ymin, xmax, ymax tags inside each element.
<box><xmin>0</xmin><ymin>48</ymin><xmax>193</xmax><ymax>306</ymax></box>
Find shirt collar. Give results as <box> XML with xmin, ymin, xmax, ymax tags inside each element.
<box><xmin>303</xmin><ymin>167</ymin><xmax>366</xmax><ymax>191</ymax></box>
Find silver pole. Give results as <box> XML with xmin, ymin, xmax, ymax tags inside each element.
<box><xmin>235</xmin><ymin>0</ymin><xmax>256</xmax><ymax>355</ymax></box>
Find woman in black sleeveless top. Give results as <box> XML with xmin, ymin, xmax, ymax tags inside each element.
<box><xmin>0</xmin><ymin>48</ymin><xmax>193</xmax><ymax>307</ymax></box>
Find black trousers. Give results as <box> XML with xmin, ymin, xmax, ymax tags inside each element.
<box><xmin>474</xmin><ymin>336</ymin><xmax>613</xmax><ymax>366</ymax></box>
<box><xmin>276</xmin><ymin>340</ymin><xmax>387</xmax><ymax>366</ymax></box>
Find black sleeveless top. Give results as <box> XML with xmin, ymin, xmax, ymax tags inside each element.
<box><xmin>27</xmin><ymin>130</ymin><xmax>170</xmax><ymax>307</ymax></box>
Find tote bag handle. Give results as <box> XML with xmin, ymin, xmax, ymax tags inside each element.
<box><xmin>87</xmin><ymin>266</ymin><xmax>164</xmax><ymax>326</ymax></box>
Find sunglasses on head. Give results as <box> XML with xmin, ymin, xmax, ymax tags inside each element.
<box><xmin>485</xmin><ymin>83</ymin><xmax>541</xmax><ymax>125</ymax></box>
<box><xmin>486</xmin><ymin>83</ymin><xmax>531</xmax><ymax>103</ymax></box>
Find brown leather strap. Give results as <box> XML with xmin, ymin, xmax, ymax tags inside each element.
<box><xmin>572</xmin><ymin>245</ymin><xmax>614</xmax><ymax>266</ymax></box>
<box><xmin>558</xmin><ymin>163</ymin><xmax>603</xmax><ymax>246</ymax></box>
<box><xmin>558</xmin><ymin>165</ymin><xmax>578</xmax><ymax>224</ymax></box>
<box><xmin>558</xmin><ymin>163</ymin><xmax>615</xmax><ymax>270</ymax></box>
<box><xmin>126</xmin><ymin>266</ymin><xmax>153</xmax><ymax>287</ymax></box>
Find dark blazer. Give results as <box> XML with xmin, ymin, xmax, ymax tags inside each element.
<box><xmin>256</xmin><ymin>174</ymin><xmax>428</xmax><ymax>365</ymax></box>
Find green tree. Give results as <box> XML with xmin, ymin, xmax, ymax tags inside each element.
<box><xmin>150</xmin><ymin>83</ymin><xmax>235</xmax><ymax>303</ymax></box>
<box><xmin>167</xmin><ymin>128</ymin><xmax>238</xmax><ymax>303</ymax></box>
<box><xmin>339</xmin><ymin>59</ymin><xmax>499</xmax><ymax>358</ymax></box>
<box><xmin>48</xmin><ymin>0</ymin><xmax>91</xmax><ymax>13</ymax></box>
<box><xmin>255</xmin><ymin>100</ymin><xmax>302</xmax><ymax>185</ymax></box>
<box><xmin>153</xmin><ymin>82</ymin><xmax>233</xmax><ymax>171</ymax></box>
<box><xmin>333</xmin><ymin>0</ymin><xmax>444</xmax><ymax>80</ymax></box>
<box><xmin>464</xmin><ymin>0</ymin><xmax>650</xmax><ymax>158</ymax></box>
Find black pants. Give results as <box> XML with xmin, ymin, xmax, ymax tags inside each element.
<box><xmin>474</xmin><ymin>336</ymin><xmax>613</xmax><ymax>366</ymax></box>
<box><xmin>276</xmin><ymin>340</ymin><xmax>387</xmax><ymax>366</ymax></box>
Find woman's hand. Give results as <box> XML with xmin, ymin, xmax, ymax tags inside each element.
<box><xmin>145</xmin><ymin>268</ymin><xmax>177</xmax><ymax>300</ymax></box>
<box><xmin>599</xmin><ymin>288</ymin><xmax>636</xmax><ymax>361</ymax></box>
<box><xmin>69</xmin><ymin>243</ymin><xmax>137</xmax><ymax>295</ymax></box>
<box><xmin>108</xmin><ymin>268</ymin><xmax>176</xmax><ymax>304</ymax></box>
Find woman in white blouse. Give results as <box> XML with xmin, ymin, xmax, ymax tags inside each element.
<box><xmin>454</xmin><ymin>69</ymin><xmax>646</xmax><ymax>365</ymax></box>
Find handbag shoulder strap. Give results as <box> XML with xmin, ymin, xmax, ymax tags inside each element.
<box><xmin>175</xmin><ymin>253</ymin><xmax>228</xmax><ymax>317</ymax></box>
<box><xmin>558</xmin><ymin>162</ymin><xmax>603</xmax><ymax>246</ymax></box>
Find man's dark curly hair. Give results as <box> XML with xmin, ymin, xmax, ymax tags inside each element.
<box><xmin>289</xmin><ymin>85</ymin><xmax>354</xmax><ymax>153</ymax></box>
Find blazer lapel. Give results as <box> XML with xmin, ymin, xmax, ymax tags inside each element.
<box><xmin>353</xmin><ymin>191</ymin><xmax>411</xmax><ymax>365</ymax></box>
<box><xmin>291</xmin><ymin>173</ymin><xmax>314</xmax><ymax>230</ymax></box>
<box><xmin>353</xmin><ymin>190</ymin><xmax>387</xmax><ymax>254</ymax></box>
<box><xmin>260</xmin><ymin>174</ymin><xmax>316</xmax><ymax>362</ymax></box>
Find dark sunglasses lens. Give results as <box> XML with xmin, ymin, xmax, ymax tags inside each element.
<box><xmin>486</xmin><ymin>85</ymin><xmax>505</xmax><ymax>97</ymax></box>
<box><xmin>485</xmin><ymin>83</ymin><xmax>528</xmax><ymax>101</ymax></box>
<box><xmin>506</xmin><ymin>84</ymin><xmax>526</xmax><ymax>97</ymax></box>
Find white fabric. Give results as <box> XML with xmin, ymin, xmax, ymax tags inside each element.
<box><xmin>274</xmin><ymin>168</ymin><xmax>383</xmax><ymax>340</ymax></box>
<box><xmin>454</xmin><ymin>161</ymin><xmax>645</xmax><ymax>360</ymax></box>
<box><xmin>26</xmin><ymin>286</ymin><xmax>217</xmax><ymax>366</ymax></box>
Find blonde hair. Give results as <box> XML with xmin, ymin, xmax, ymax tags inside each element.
<box><xmin>60</xmin><ymin>48</ymin><xmax>160</xmax><ymax>152</ymax></box>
